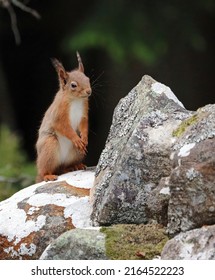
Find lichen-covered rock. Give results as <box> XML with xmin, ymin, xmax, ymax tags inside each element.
<box><xmin>91</xmin><ymin>75</ymin><xmax>191</xmax><ymax>225</ymax></box>
<box><xmin>40</xmin><ymin>228</ymin><xmax>107</xmax><ymax>260</ymax></box>
<box><xmin>161</xmin><ymin>225</ymin><xmax>215</xmax><ymax>259</ymax></box>
<box><xmin>0</xmin><ymin>169</ymin><xmax>94</xmax><ymax>259</ymax></box>
<box><xmin>167</xmin><ymin>104</ymin><xmax>215</xmax><ymax>235</ymax></box>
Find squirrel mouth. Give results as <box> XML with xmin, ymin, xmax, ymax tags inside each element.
<box><xmin>82</xmin><ymin>93</ymin><xmax>91</xmax><ymax>98</ymax></box>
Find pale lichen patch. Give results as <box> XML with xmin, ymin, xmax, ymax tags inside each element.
<box><xmin>64</xmin><ymin>197</ymin><xmax>91</xmax><ymax>228</ymax></box>
<box><xmin>0</xmin><ymin>201</ymin><xmax>46</xmax><ymax>244</ymax></box>
<box><xmin>18</xmin><ymin>243</ymin><xmax>37</xmax><ymax>256</ymax></box>
<box><xmin>27</xmin><ymin>206</ymin><xmax>40</xmax><ymax>215</ymax></box>
<box><xmin>152</xmin><ymin>82</ymin><xmax>184</xmax><ymax>108</ymax></box>
<box><xmin>186</xmin><ymin>168</ymin><xmax>201</xmax><ymax>181</ymax></box>
<box><xmin>160</xmin><ymin>187</ymin><xmax>170</xmax><ymax>195</ymax></box>
<box><xmin>178</xmin><ymin>143</ymin><xmax>196</xmax><ymax>157</ymax></box>
<box><xmin>3</xmin><ymin>246</ymin><xmax>19</xmax><ymax>258</ymax></box>
<box><xmin>57</xmin><ymin>170</ymin><xmax>95</xmax><ymax>189</ymax></box>
<box><xmin>27</xmin><ymin>193</ymin><xmax>79</xmax><ymax>207</ymax></box>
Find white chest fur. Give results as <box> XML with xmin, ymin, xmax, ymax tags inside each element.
<box><xmin>57</xmin><ymin>99</ymin><xmax>84</xmax><ymax>164</ymax></box>
<box><xmin>69</xmin><ymin>99</ymin><xmax>84</xmax><ymax>131</ymax></box>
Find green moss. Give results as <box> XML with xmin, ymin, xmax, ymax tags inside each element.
<box><xmin>172</xmin><ymin>114</ymin><xmax>198</xmax><ymax>137</ymax></box>
<box><xmin>101</xmin><ymin>224</ymin><xmax>168</xmax><ymax>260</ymax></box>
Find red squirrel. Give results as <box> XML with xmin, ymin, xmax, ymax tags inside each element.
<box><xmin>36</xmin><ymin>52</ymin><xmax>91</xmax><ymax>182</ymax></box>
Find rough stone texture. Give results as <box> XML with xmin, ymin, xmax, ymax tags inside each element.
<box><xmin>40</xmin><ymin>228</ymin><xmax>108</xmax><ymax>260</ymax></box>
<box><xmin>91</xmin><ymin>75</ymin><xmax>191</xmax><ymax>225</ymax></box>
<box><xmin>145</xmin><ymin>176</ymin><xmax>171</xmax><ymax>226</ymax></box>
<box><xmin>161</xmin><ymin>225</ymin><xmax>215</xmax><ymax>259</ymax></box>
<box><xmin>0</xmin><ymin>169</ymin><xmax>94</xmax><ymax>259</ymax></box>
<box><xmin>167</xmin><ymin>104</ymin><xmax>215</xmax><ymax>235</ymax></box>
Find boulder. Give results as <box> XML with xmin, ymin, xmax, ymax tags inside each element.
<box><xmin>91</xmin><ymin>75</ymin><xmax>191</xmax><ymax>225</ymax></box>
<box><xmin>161</xmin><ymin>225</ymin><xmax>215</xmax><ymax>259</ymax></box>
<box><xmin>0</xmin><ymin>169</ymin><xmax>94</xmax><ymax>259</ymax></box>
<box><xmin>40</xmin><ymin>228</ymin><xmax>108</xmax><ymax>260</ymax></box>
<box><xmin>167</xmin><ymin>104</ymin><xmax>215</xmax><ymax>235</ymax></box>
<box><xmin>91</xmin><ymin>75</ymin><xmax>215</xmax><ymax>236</ymax></box>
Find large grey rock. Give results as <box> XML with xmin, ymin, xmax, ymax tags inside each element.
<box><xmin>167</xmin><ymin>104</ymin><xmax>215</xmax><ymax>235</ymax></box>
<box><xmin>40</xmin><ymin>228</ymin><xmax>108</xmax><ymax>260</ymax></box>
<box><xmin>161</xmin><ymin>225</ymin><xmax>215</xmax><ymax>259</ymax></box>
<box><xmin>0</xmin><ymin>170</ymin><xmax>94</xmax><ymax>259</ymax></box>
<box><xmin>91</xmin><ymin>75</ymin><xmax>191</xmax><ymax>225</ymax></box>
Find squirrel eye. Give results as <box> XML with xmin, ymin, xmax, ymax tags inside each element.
<box><xmin>71</xmin><ymin>81</ymin><xmax>78</xmax><ymax>89</ymax></box>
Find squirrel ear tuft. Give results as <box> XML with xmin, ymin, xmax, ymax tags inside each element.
<box><xmin>51</xmin><ymin>58</ymin><xmax>62</xmax><ymax>71</ymax></box>
<box><xmin>76</xmin><ymin>51</ymin><xmax>84</xmax><ymax>73</ymax></box>
<box><xmin>51</xmin><ymin>58</ymin><xmax>68</xmax><ymax>88</ymax></box>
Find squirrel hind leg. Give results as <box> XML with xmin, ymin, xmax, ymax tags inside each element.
<box><xmin>61</xmin><ymin>163</ymin><xmax>86</xmax><ymax>174</ymax></box>
<box><xmin>36</xmin><ymin>136</ymin><xmax>60</xmax><ymax>183</ymax></box>
<box><xmin>73</xmin><ymin>163</ymin><xmax>86</xmax><ymax>171</ymax></box>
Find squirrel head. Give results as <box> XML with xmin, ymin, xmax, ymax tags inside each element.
<box><xmin>51</xmin><ymin>52</ymin><xmax>92</xmax><ymax>98</ymax></box>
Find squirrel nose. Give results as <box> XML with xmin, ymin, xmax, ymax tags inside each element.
<box><xmin>86</xmin><ymin>88</ymin><xmax>92</xmax><ymax>96</ymax></box>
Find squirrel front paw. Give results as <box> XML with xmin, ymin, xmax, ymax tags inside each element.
<box><xmin>73</xmin><ymin>135</ymin><xmax>87</xmax><ymax>155</ymax></box>
<box><xmin>81</xmin><ymin>135</ymin><xmax>88</xmax><ymax>146</ymax></box>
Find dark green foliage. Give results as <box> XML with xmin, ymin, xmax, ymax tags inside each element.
<box><xmin>0</xmin><ymin>125</ymin><xmax>36</xmax><ymax>201</ymax></box>
<box><xmin>64</xmin><ymin>0</ymin><xmax>215</xmax><ymax>66</ymax></box>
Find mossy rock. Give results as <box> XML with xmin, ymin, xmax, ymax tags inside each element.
<box><xmin>101</xmin><ymin>224</ymin><xmax>168</xmax><ymax>260</ymax></box>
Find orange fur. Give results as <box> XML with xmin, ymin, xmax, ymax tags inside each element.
<box><xmin>36</xmin><ymin>53</ymin><xmax>91</xmax><ymax>182</ymax></box>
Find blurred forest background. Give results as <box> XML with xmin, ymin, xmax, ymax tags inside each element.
<box><xmin>0</xmin><ymin>0</ymin><xmax>215</xmax><ymax>200</ymax></box>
